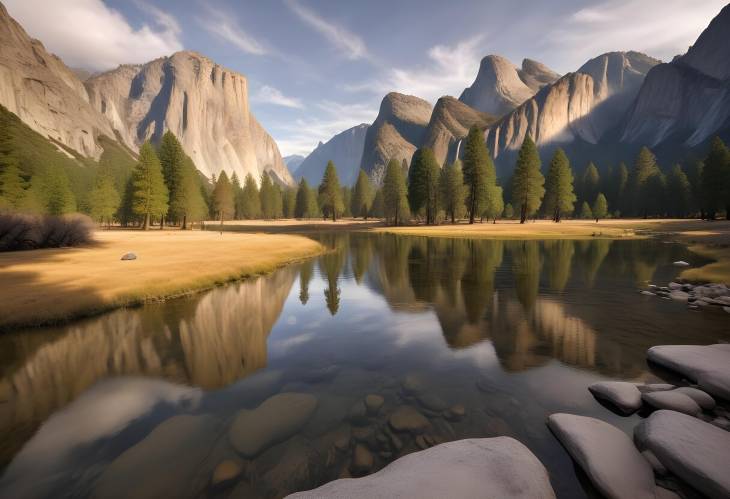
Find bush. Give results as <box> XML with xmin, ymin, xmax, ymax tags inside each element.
<box><xmin>0</xmin><ymin>213</ymin><xmax>94</xmax><ymax>251</ymax></box>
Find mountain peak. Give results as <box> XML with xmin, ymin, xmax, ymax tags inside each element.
<box><xmin>679</xmin><ymin>3</ymin><xmax>730</xmax><ymax>80</ymax></box>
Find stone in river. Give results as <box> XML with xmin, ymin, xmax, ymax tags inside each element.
<box><xmin>389</xmin><ymin>406</ymin><xmax>430</xmax><ymax>434</ymax></box>
<box><xmin>635</xmin><ymin>410</ymin><xmax>730</xmax><ymax>499</ymax></box>
<box><xmin>672</xmin><ymin>261</ymin><xmax>690</xmax><ymax>267</ymax></box>
<box><xmin>674</xmin><ymin>387</ymin><xmax>715</xmax><ymax>411</ymax></box>
<box><xmin>350</xmin><ymin>444</ymin><xmax>374</xmax><ymax>475</ymax></box>
<box><xmin>547</xmin><ymin>413</ymin><xmax>657</xmax><ymax>499</ymax></box>
<box><xmin>348</xmin><ymin>400</ymin><xmax>370</xmax><ymax>426</ymax></box>
<box><xmin>641</xmin><ymin>449</ymin><xmax>667</xmax><ymax>476</ymax></box>
<box><xmin>416</xmin><ymin>393</ymin><xmax>448</xmax><ymax>412</ymax></box>
<box><xmin>364</xmin><ymin>394</ymin><xmax>384</xmax><ymax>415</ymax></box>
<box><xmin>285</xmin><ymin>437</ymin><xmax>556</xmax><ymax>499</ymax></box>
<box><xmin>588</xmin><ymin>381</ymin><xmax>642</xmax><ymax>415</ymax></box>
<box><xmin>212</xmin><ymin>459</ymin><xmax>242</xmax><ymax>486</ymax></box>
<box><xmin>229</xmin><ymin>393</ymin><xmax>317</xmax><ymax>457</ymax></box>
<box><xmin>445</xmin><ymin>404</ymin><xmax>466</xmax><ymax>421</ymax></box>
<box><xmin>401</xmin><ymin>374</ymin><xmax>426</xmax><ymax>395</ymax></box>
<box><xmin>638</xmin><ymin>383</ymin><xmax>675</xmax><ymax>393</ymax></box>
<box><xmin>669</xmin><ymin>290</ymin><xmax>689</xmax><ymax>301</ymax></box>
<box><xmin>647</xmin><ymin>344</ymin><xmax>730</xmax><ymax>400</ymax></box>
<box><xmin>642</xmin><ymin>391</ymin><xmax>701</xmax><ymax>416</ymax></box>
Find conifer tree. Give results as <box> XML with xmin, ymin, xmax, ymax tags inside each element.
<box><xmin>341</xmin><ymin>186</ymin><xmax>352</xmax><ymax>217</ymax></box>
<box><xmin>666</xmin><ymin>164</ymin><xmax>692</xmax><ymax>218</ymax></box>
<box><xmin>439</xmin><ymin>160</ymin><xmax>466</xmax><ymax>224</ymax></box>
<box><xmin>383</xmin><ymin>158</ymin><xmax>408</xmax><ymax>225</ymax></box>
<box><xmin>612</xmin><ymin>162</ymin><xmax>628</xmax><ymax>216</ymax></box>
<box><xmin>701</xmin><ymin>137</ymin><xmax>730</xmax><ymax>220</ymax></box>
<box><xmin>543</xmin><ymin>148</ymin><xmax>576</xmax><ymax>222</ymax></box>
<box><xmin>212</xmin><ymin>171</ymin><xmax>235</xmax><ymax>222</ymax></box>
<box><xmin>629</xmin><ymin>147</ymin><xmax>662</xmax><ymax>218</ymax></box>
<box><xmin>685</xmin><ymin>161</ymin><xmax>704</xmax><ymax>217</ymax></box>
<box><xmin>592</xmin><ymin>193</ymin><xmax>608</xmax><ymax>222</ymax></box>
<box><xmin>132</xmin><ymin>141</ymin><xmax>168</xmax><ymax>230</ymax></box>
<box><xmin>241</xmin><ymin>173</ymin><xmax>261</xmax><ymax>219</ymax></box>
<box><xmin>483</xmin><ymin>185</ymin><xmax>504</xmax><ymax>223</ymax></box>
<box><xmin>579</xmin><ymin>201</ymin><xmax>593</xmax><ymax>220</ymax></box>
<box><xmin>408</xmin><ymin>147</ymin><xmax>440</xmax><ymax>224</ymax></box>
<box><xmin>511</xmin><ymin>135</ymin><xmax>544</xmax><ymax>223</ymax></box>
<box><xmin>283</xmin><ymin>187</ymin><xmax>296</xmax><ymax>218</ymax></box>
<box><xmin>503</xmin><ymin>203</ymin><xmax>514</xmax><ymax>219</ymax></box>
<box><xmin>0</xmin><ymin>163</ymin><xmax>26</xmax><ymax>209</ymax></box>
<box><xmin>176</xmin><ymin>161</ymin><xmax>208</xmax><ymax>228</ymax></box>
<box><xmin>369</xmin><ymin>188</ymin><xmax>384</xmax><ymax>218</ymax></box>
<box><xmin>351</xmin><ymin>169</ymin><xmax>373</xmax><ymax>218</ymax></box>
<box><xmin>88</xmin><ymin>171</ymin><xmax>120</xmax><ymax>227</ymax></box>
<box><xmin>271</xmin><ymin>184</ymin><xmax>284</xmax><ymax>219</ymax></box>
<box><xmin>259</xmin><ymin>172</ymin><xmax>275</xmax><ymax>218</ymax></box>
<box><xmin>157</xmin><ymin>131</ymin><xmax>186</xmax><ymax>227</ymax></box>
<box><xmin>462</xmin><ymin>126</ymin><xmax>493</xmax><ymax>224</ymax></box>
<box><xmin>318</xmin><ymin>161</ymin><xmax>343</xmax><ymax>221</ymax></box>
<box><xmin>231</xmin><ymin>171</ymin><xmax>243</xmax><ymax>219</ymax></box>
<box><xmin>580</xmin><ymin>162</ymin><xmax>600</xmax><ymax>206</ymax></box>
<box><xmin>43</xmin><ymin>167</ymin><xmax>77</xmax><ymax>215</ymax></box>
<box><xmin>295</xmin><ymin>178</ymin><xmax>312</xmax><ymax>218</ymax></box>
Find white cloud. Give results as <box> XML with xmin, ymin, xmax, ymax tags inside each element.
<box><xmin>4</xmin><ymin>0</ymin><xmax>182</xmax><ymax>71</ymax></box>
<box><xmin>198</xmin><ymin>6</ymin><xmax>268</xmax><ymax>56</ymax></box>
<box><xmin>541</xmin><ymin>0</ymin><xmax>728</xmax><ymax>71</ymax></box>
<box><xmin>254</xmin><ymin>85</ymin><xmax>304</xmax><ymax>109</ymax></box>
<box><xmin>285</xmin><ymin>0</ymin><xmax>368</xmax><ymax>60</ymax></box>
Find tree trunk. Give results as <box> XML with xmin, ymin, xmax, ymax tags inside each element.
<box><xmin>451</xmin><ymin>210</ymin><xmax>455</xmax><ymax>224</ymax></box>
<box><xmin>332</xmin><ymin>210</ymin><xmax>336</xmax><ymax>222</ymax></box>
<box><xmin>143</xmin><ymin>213</ymin><xmax>150</xmax><ymax>230</ymax></box>
<box><xmin>160</xmin><ymin>215</ymin><xmax>164</xmax><ymax>230</ymax></box>
<box><xmin>182</xmin><ymin>215</ymin><xmax>187</xmax><ymax>230</ymax></box>
<box><xmin>520</xmin><ymin>203</ymin><xmax>527</xmax><ymax>224</ymax></box>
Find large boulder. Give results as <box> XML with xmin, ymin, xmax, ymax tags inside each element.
<box><xmin>647</xmin><ymin>344</ymin><xmax>730</xmax><ymax>400</ymax></box>
<box><xmin>642</xmin><ymin>391</ymin><xmax>701</xmax><ymax>416</ymax></box>
<box><xmin>547</xmin><ymin>413</ymin><xmax>656</xmax><ymax>499</ymax></box>
<box><xmin>635</xmin><ymin>410</ymin><xmax>730</xmax><ymax>499</ymax></box>
<box><xmin>588</xmin><ymin>381</ymin><xmax>642</xmax><ymax>415</ymax></box>
<box><xmin>229</xmin><ymin>392</ymin><xmax>318</xmax><ymax>457</ymax></box>
<box><xmin>286</xmin><ymin>437</ymin><xmax>556</xmax><ymax>498</ymax></box>
<box><xmin>388</xmin><ymin>406</ymin><xmax>430</xmax><ymax>434</ymax></box>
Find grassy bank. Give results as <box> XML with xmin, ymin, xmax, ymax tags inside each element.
<box><xmin>0</xmin><ymin>230</ymin><xmax>323</xmax><ymax>329</ymax></box>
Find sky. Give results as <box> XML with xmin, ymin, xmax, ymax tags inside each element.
<box><xmin>4</xmin><ymin>0</ymin><xmax>726</xmax><ymax>157</ymax></box>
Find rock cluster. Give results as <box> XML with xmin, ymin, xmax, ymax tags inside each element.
<box><xmin>642</xmin><ymin>281</ymin><xmax>730</xmax><ymax>313</ymax></box>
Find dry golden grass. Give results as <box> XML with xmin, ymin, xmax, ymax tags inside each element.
<box><xmin>0</xmin><ymin>230</ymin><xmax>323</xmax><ymax>329</ymax></box>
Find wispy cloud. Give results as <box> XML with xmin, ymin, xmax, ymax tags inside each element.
<box><xmin>198</xmin><ymin>5</ymin><xmax>267</xmax><ymax>55</ymax></box>
<box><xmin>133</xmin><ymin>0</ymin><xmax>181</xmax><ymax>35</ymax></box>
<box><xmin>285</xmin><ymin>0</ymin><xmax>368</xmax><ymax>60</ymax></box>
<box><xmin>254</xmin><ymin>85</ymin><xmax>304</xmax><ymax>109</ymax></box>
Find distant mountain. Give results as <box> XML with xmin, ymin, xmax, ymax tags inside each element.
<box><xmin>459</xmin><ymin>55</ymin><xmax>560</xmax><ymax>116</ymax></box>
<box><xmin>284</xmin><ymin>154</ymin><xmax>305</xmax><ymax>172</ymax></box>
<box><xmin>360</xmin><ymin>92</ymin><xmax>433</xmax><ymax>183</ymax></box>
<box><xmin>295</xmin><ymin>123</ymin><xmax>369</xmax><ymax>186</ymax></box>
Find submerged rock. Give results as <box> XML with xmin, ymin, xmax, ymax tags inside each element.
<box><xmin>389</xmin><ymin>406</ymin><xmax>430</xmax><ymax>434</ymax></box>
<box><xmin>416</xmin><ymin>393</ymin><xmax>448</xmax><ymax>412</ymax></box>
<box><xmin>364</xmin><ymin>394</ymin><xmax>384</xmax><ymax>415</ymax></box>
<box><xmin>229</xmin><ymin>392</ymin><xmax>318</xmax><ymax>458</ymax></box>
<box><xmin>212</xmin><ymin>459</ymin><xmax>242</xmax><ymax>486</ymax></box>
<box><xmin>635</xmin><ymin>410</ymin><xmax>730</xmax><ymax>499</ymax></box>
<box><xmin>642</xmin><ymin>391</ymin><xmax>701</xmax><ymax>416</ymax></box>
<box><xmin>647</xmin><ymin>344</ymin><xmax>730</xmax><ymax>400</ymax></box>
<box><xmin>286</xmin><ymin>437</ymin><xmax>556</xmax><ymax>498</ymax></box>
<box><xmin>588</xmin><ymin>381</ymin><xmax>642</xmax><ymax>415</ymax></box>
<box><xmin>547</xmin><ymin>413</ymin><xmax>657</xmax><ymax>499</ymax></box>
<box><xmin>350</xmin><ymin>444</ymin><xmax>374</xmax><ymax>475</ymax></box>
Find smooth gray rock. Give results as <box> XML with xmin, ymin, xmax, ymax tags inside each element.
<box><xmin>389</xmin><ymin>406</ymin><xmax>430</xmax><ymax>434</ymax></box>
<box><xmin>638</xmin><ymin>383</ymin><xmax>676</xmax><ymax>393</ymax></box>
<box><xmin>642</xmin><ymin>391</ymin><xmax>702</xmax><ymax>416</ymax></box>
<box><xmin>674</xmin><ymin>387</ymin><xmax>715</xmax><ymax>411</ymax></box>
<box><xmin>641</xmin><ymin>449</ymin><xmax>667</xmax><ymax>476</ymax></box>
<box><xmin>647</xmin><ymin>344</ymin><xmax>730</xmax><ymax>400</ymax></box>
<box><xmin>673</xmin><ymin>261</ymin><xmax>690</xmax><ymax>267</ymax></box>
<box><xmin>286</xmin><ymin>437</ymin><xmax>556</xmax><ymax>499</ymax></box>
<box><xmin>120</xmin><ymin>252</ymin><xmax>137</xmax><ymax>260</ymax></box>
<box><xmin>588</xmin><ymin>381</ymin><xmax>642</xmax><ymax>415</ymax></box>
<box><xmin>229</xmin><ymin>393</ymin><xmax>317</xmax><ymax>457</ymax></box>
<box><xmin>364</xmin><ymin>394</ymin><xmax>384</xmax><ymax>416</ymax></box>
<box><xmin>635</xmin><ymin>410</ymin><xmax>730</xmax><ymax>499</ymax></box>
<box><xmin>547</xmin><ymin>413</ymin><xmax>656</xmax><ymax>499</ymax></box>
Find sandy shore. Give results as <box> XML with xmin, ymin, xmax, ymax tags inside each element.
<box><xmin>0</xmin><ymin>230</ymin><xmax>323</xmax><ymax>329</ymax></box>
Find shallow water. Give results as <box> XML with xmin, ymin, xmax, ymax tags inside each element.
<box><xmin>1</xmin><ymin>233</ymin><xmax>728</xmax><ymax>498</ymax></box>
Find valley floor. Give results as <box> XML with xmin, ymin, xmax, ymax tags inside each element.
<box><xmin>0</xmin><ymin>230</ymin><xmax>323</xmax><ymax>329</ymax></box>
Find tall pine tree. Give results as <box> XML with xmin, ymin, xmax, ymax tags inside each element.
<box><xmin>157</xmin><ymin>131</ymin><xmax>186</xmax><ymax>227</ymax></box>
<box><xmin>408</xmin><ymin>147</ymin><xmax>440</xmax><ymax>224</ymax></box>
<box><xmin>351</xmin><ymin>169</ymin><xmax>373</xmax><ymax>218</ymax></box>
<box><xmin>439</xmin><ymin>160</ymin><xmax>466</xmax><ymax>224</ymax></box>
<box><xmin>212</xmin><ymin>171</ymin><xmax>235</xmax><ymax>222</ymax></box>
<box><xmin>629</xmin><ymin>147</ymin><xmax>662</xmax><ymax>218</ymax></box>
<box><xmin>88</xmin><ymin>171</ymin><xmax>120</xmax><ymax>227</ymax></box>
<box><xmin>462</xmin><ymin>126</ymin><xmax>493</xmax><ymax>224</ymax></box>
<box><xmin>511</xmin><ymin>135</ymin><xmax>544</xmax><ymax>223</ymax></box>
<box><xmin>132</xmin><ymin>141</ymin><xmax>168</xmax><ymax>230</ymax></box>
<box><xmin>383</xmin><ymin>158</ymin><xmax>408</xmax><ymax>225</ymax></box>
<box><xmin>701</xmin><ymin>137</ymin><xmax>730</xmax><ymax>220</ymax></box>
<box><xmin>318</xmin><ymin>161</ymin><xmax>344</xmax><ymax>221</ymax></box>
<box><xmin>543</xmin><ymin>148</ymin><xmax>576</xmax><ymax>222</ymax></box>
<box><xmin>241</xmin><ymin>173</ymin><xmax>261</xmax><ymax>219</ymax></box>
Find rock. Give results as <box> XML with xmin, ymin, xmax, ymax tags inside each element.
<box><xmin>334</xmin><ymin>434</ymin><xmax>350</xmax><ymax>452</ymax></box>
<box><xmin>229</xmin><ymin>393</ymin><xmax>318</xmax><ymax>458</ymax></box>
<box><xmin>642</xmin><ymin>391</ymin><xmax>701</xmax><ymax>416</ymax></box>
<box><xmin>669</xmin><ymin>290</ymin><xmax>689</xmax><ymax>301</ymax></box>
<box><xmin>674</xmin><ymin>387</ymin><xmax>715</xmax><ymax>411</ymax></box>
<box><xmin>387</xmin><ymin>430</ymin><xmax>403</xmax><ymax>451</ymax></box>
<box><xmin>415</xmin><ymin>435</ymin><xmax>428</xmax><ymax>449</ymax></box>
<box><xmin>635</xmin><ymin>410</ymin><xmax>730</xmax><ymax>499</ymax></box>
<box><xmin>547</xmin><ymin>413</ymin><xmax>657</xmax><ymax>499</ymax></box>
<box><xmin>389</xmin><ymin>406</ymin><xmax>430</xmax><ymax>434</ymax></box>
<box><xmin>212</xmin><ymin>460</ymin><xmax>242</xmax><ymax>486</ymax></box>
<box><xmin>286</xmin><ymin>437</ymin><xmax>556</xmax><ymax>499</ymax></box>
<box><xmin>401</xmin><ymin>374</ymin><xmax>426</xmax><ymax>395</ymax></box>
<box><xmin>364</xmin><ymin>395</ymin><xmax>384</xmax><ymax>416</ymax></box>
<box><xmin>445</xmin><ymin>404</ymin><xmax>466</xmax><ymax>421</ymax></box>
<box><xmin>640</xmin><ymin>290</ymin><xmax>656</xmax><ymax>296</ymax></box>
<box><xmin>588</xmin><ymin>381</ymin><xmax>643</xmax><ymax>415</ymax></box>
<box><xmin>710</xmin><ymin>416</ymin><xmax>730</xmax><ymax>431</ymax></box>
<box><xmin>350</xmin><ymin>444</ymin><xmax>373</xmax><ymax>475</ymax></box>
<box><xmin>95</xmin><ymin>415</ymin><xmax>221</xmax><ymax>499</ymax></box>
<box><xmin>641</xmin><ymin>450</ymin><xmax>668</xmax><ymax>476</ymax></box>
<box><xmin>351</xmin><ymin>426</ymin><xmax>375</xmax><ymax>444</ymax></box>
<box><xmin>295</xmin><ymin>124</ymin><xmax>369</xmax><ymax>186</ymax></box>
<box><xmin>647</xmin><ymin>344</ymin><xmax>730</xmax><ymax>400</ymax></box>
<box><xmin>120</xmin><ymin>252</ymin><xmax>137</xmax><ymax>261</ymax></box>
<box><xmin>668</xmin><ymin>282</ymin><xmax>682</xmax><ymax>290</ymax></box>
<box><xmin>348</xmin><ymin>400</ymin><xmax>369</xmax><ymax>426</ymax></box>
<box><xmin>673</xmin><ymin>261</ymin><xmax>690</xmax><ymax>267</ymax></box>
<box><xmin>638</xmin><ymin>383</ymin><xmax>676</xmax><ymax>393</ymax></box>
<box><xmin>416</xmin><ymin>393</ymin><xmax>448</xmax><ymax>412</ymax></box>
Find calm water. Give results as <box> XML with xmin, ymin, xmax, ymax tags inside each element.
<box><xmin>1</xmin><ymin>234</ymin><xmax>729</xmax><ymax>498</ymax></box>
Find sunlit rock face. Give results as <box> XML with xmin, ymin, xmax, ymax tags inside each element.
<box><xmin>0</xmin><ymin>3</ymin><xmax>115</xmax><ymax>158</ymax></box>
<box><xmin>621</xmin><ymin>5</ymin><xmax>730</xmax><ymax>148</ymax></box>
<box><xmin>85</xmin><ymin>51</ymin><xmax>293</xmax><ymax>185</ymax></box>
<box><xmin>360</xmin><ymin>92</ymin><xmax>433</xmax><ymax>184</ymax></box>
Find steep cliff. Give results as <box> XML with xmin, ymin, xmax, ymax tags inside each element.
<box><xmin>85</xmin><ymin>51</ymin><xmax>293</xmax><ymax>185</ymax></box>
<box><xmin>295</xmin><ymin>123</ymin><xmax>369</xmax><ymax>186</ymax></box>
<box><xmin>621</xmin><ymin>5</ymin><xmax>730</xmax><ymax>148</ymax></box>
<box><xmin>360</xmin><ymin>92</ymin><xmax>433</xmax><ymax>183</ymax></box>
<box><xmin>459</xmin><ymin>55</ymin><xmax>559</xmax><ymax>117</ymax></box>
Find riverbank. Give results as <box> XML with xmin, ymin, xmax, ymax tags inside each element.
<box><xmin>0</xmin><ymin>230</ymin><xmax>323</xmax><ymax>330</ymax></box>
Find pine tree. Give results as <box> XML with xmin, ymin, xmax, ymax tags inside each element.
<box><xmin>503</xmin><ymin>203</ymin><xmax>514</xmax><ymax>219</ymax></box>
<box><xmin>462</xmin><ymin>126</ymin><xmax>493</xmax><ymax>224</ymax></box>
<box><xmin>351</xmin><ymin>169</ymin><xmax>373</xmax><ymax>218</ymax></box>
<box><xmin>0</xmin><ymin>163</ymin><xmax>26</xmax><ymax>209</ymax></box>
<box><xmin>612</xmin><ymin>162</ymin><xmax>629</xmax><ymax>216</ymax></box>
<box><xmin>579</xmin><ymin>201</ymin><xmax>593</xmax><ymax>220</ymax></box>
<box><xmin>295</xmin><ymin>178</ymin><xmax>313</xmax><ymax>218</ymax></box>
<box><xmin>644</xmin><ymin>171</ymin><xmax>667</xmax><ymax>218</ymax></box>
<box><xmin>701</xmin><ymin>137</ymin><xmax>730</xmax><ymax>220</ymax></box>
<box><xmin>383</xmin><ymin>158</ymin><xmax>408</xmax><ymax>225</ymax></box>
<box><xmin>260</xmin><ymin>172</ymin><xmax>276</xmax><ymax>219</ymax></box>
<box><xmin>283</xmin><ymin>187</ymin><xmax>297</xmax><ymax>218</ymax></box>
<box><xmin>157</xmin><ymin>131</ymin><xmax>186</xmax><ymax>227</ymax></box>
<box><xmin>176</xmin><ymin>160</ymin><xmax>208</xmax><ymax>228</ymax></box>
<box><xmin>43</xmin><ymin>167</ymin><xmax>76</xmax><ymax>215</ymax></box>
<box><xmin>271</xmin><ymin>184</ymin><xmax>284</xmax><ymax>219</ymax></box>
<box><xmin>231</xmin><ymin>171</ymin><xmax>243</xmax><ymax>219</ymax></box>
<box><xmin>241</xmin><ymin>173</ymin><xmax>261</xmax><ymax>219</ymax></box>
<box><xmin>483</xmin><ymin>185</ymin><xmax>504</xmax><ymax>223</ymax></box>
<box><xmin>592</xmin><ymin>193</ymin><xmax>608</xmax><ymax>222</ymax></box>
<box><xmin>408</xmin><ymin>147</ymin><xmax>440</xmax><ymax>224</ymax></box>
<box><xmin>88</xmin><ymin>171</ymin><xmax>120</xmax><ymax>227</ymax></box>
<box><xmin>132</xmin><ymin>142</ymin><xmax>168</xmax><ymax>229</ymax></box>
<box><xmin>543</xmin><ymin>148</ymin><xmax>576</xmax><ymax>222</ymax></box>
<box><xmin>318</xmin><ymin>161</ymin><xmax>343</xmax><ymax>221</ymax></box>
<box><xmin>439</xmin><ymin>160</ymin><xmax>466</xmax><ymax>224</ymax></box>
<box><xmin>580</xmin><ymin>162</ymin><xmax>600</xmax><ymax>206</ymax></box>
<box><xmin>629</xmin><ymin>147</ymin><xmax>662</xmax><ymax>218</ymax></box>
<box><xmin>341</xmin><ymin>186</ymin><xmax>352</xmax><ymax>217</ymax></box>
<box><xmin>212</xmin><ymin>171</ymin><xmax>235</xmax><ymax>222</ymax></box>
<box><xmin>666</xmin><ymin>164</ymin><xmax>692</xmax><ymax>218</ymax></box>
<box><xmin>369</xmin><ymin>188</ymin><xmax>384</xmax><ymax>218</ymax></box>
<box><xmin>685</xmin><ymin>161</ymin><xmax>704</xmax><ymax>217</ymax></box>
<box><xmin>512</xmin><ymin>135</ymin><xmax>544</xmax><ymax>223</ymax></box>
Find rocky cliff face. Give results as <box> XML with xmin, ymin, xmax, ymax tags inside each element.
<box><xmin>360</xmin><ymin>92</ymin><xmax>433</xmax><ymax>183</ymax></box>
<box><xmin>295</xmin><ymin>123</ymin><xmax>369</xmax><ymax>186</ymax></box>
<box><xmin>85</xmin><ymin>51</ymin><xmax>293</xmax><ymax>185</ymax></box>
<box><xmin>621</xmin><ymin>5</ymin><xmax>730</xmax><ymax>148</ymax></box>
<box><xmin>484</xmin><ymin>51</ymin><xmax>660</xmax><ymax>161</ymax></box>
<box><xmin>0</xmin><ymin>2</ymin><xmax>114</xmax><ymax>158</ymax></box>
<box><xmin>459</xmin><ymin>55</ymin><xmax>559</xmax><ymax>117</ymax></box>
<box><xmin>421</xmin><ymin>96</ymin><xmax>495</xmax><ymax>166</ymax></box>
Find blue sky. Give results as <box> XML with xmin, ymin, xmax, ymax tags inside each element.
<box><xmin>5</xmin><ymin>0</ymin><xmax>726</xmax><ymax>156</ymax></box>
